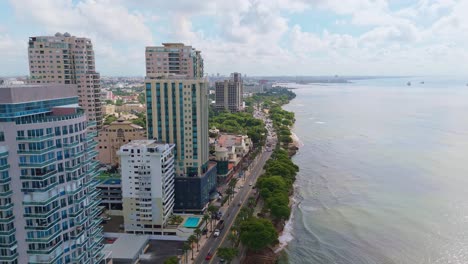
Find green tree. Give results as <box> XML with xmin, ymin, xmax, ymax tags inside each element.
<box><xmin>104</xmin><ymin>115</ymin><xmax>118</xmax><ymax>125</ymax></box>
<box><xmin>194</xmin><ymin>228</ymin><xmax>202</xmax><ymax>251</ymax></box>
<box><xmin>182</xmin><ymin>242</ymin><xmax>191</xmax><ymax>264</ymax></box>
<box><xmin>115</xmin><ymin>99</ymin><xmax>123</xmax><ymax>106</ymax></box>
<box><xmin>270</xmin><ymin>203</ymin><xmax>291</xmax><ymax>221</ymax></box>
<box><xmin>203</xmin><ymin>214</ymin><xmax>211</xmax><ymax>237</ymax></box>
<box><xmin>217</xmin><ymin>247</ymin><xmax>239</xmax><ymax>263</ymax></box>
<box><xmin>163</xmin><ymin>256</ymin><xmax>179</xmax><ymax>264</ymax></box>
<box><xmin>138</xmin><ymin>92</ymin><xmax>145</xmax><ymax>104</ymax></box>
<box><xmin>188</xmin><ymin>235</ymin><xmax>197</xmax><ymax>259</ymax></box>
<box><xmin>207</xmin><ymin>205</ymin><xmax>219</xmax><ymax>231</ymax></box>
<box><xmin>239</xmin><ymin>217</ymin><xmax>278</xmax><ymax>251</ymax></box>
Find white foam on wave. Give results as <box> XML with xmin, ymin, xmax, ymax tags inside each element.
<box><xmin>291</xmin><ymin>131</ymin><xmax>304</xmax><ymax>147</ymax></box>
<box><xmin>275</xmin><ymin>187</ymin><xmax>300</xmax><ymax>253</ymax></box>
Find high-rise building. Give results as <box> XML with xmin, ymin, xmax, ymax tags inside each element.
<box><xmin>145</xmin><ymin>43</ymin><xmax>216</xmax><ymax>212</ymax></box>
<box><xmin>28</xmin><ymin>32</ymin><xmax>103</xmax><ymax>129</ymax></box>
<box><xmin>118</xmin><ymin>140</ymin><xmax>175</xmax><ymax>231</ymax></box>
<box><xmin>145</xmin><ymin>43</ymin><xmax>204</xmax><ymax>79</ymax></box>
<box><xmin>97</xmin><ymin>119</ymin><xmax>146</xmax><ymax>167</ymax></box>
<box><xmin>0</xmin><ymin>83</ymin><xmax>103</xmax><ymax>264</ymax></box>
<box><xmin>215</xmin><ymin>72</ymin><xmax>243</xmax><ymax>112</ymax></box>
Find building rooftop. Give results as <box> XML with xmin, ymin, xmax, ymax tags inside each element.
<box><xmin>104</xmin><ymin>234</ymin><xmax>149</xmax><ymax>262</ymax></box>
<box><xmin>0</xmin><ymin>83</ymin><xmax>77</xmax><ymax>104</ymax></box>
<box><xmin>218</xmin><ymin>134</ymin><xmax>245</xmax><ymax>148</ymax></box>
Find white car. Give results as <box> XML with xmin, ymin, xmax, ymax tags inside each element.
<box><xmin>249</xmin><ymin>182</ymin><xmax>253</xmax><ymax>186</ymax></box>
<box><xmin>214</xmin><ymin>229</ymin><xmax>220</xmax><ymax>237</ymax></box>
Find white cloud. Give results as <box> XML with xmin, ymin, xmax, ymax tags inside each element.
<box><xmin>2</xmin><ymin>0</ymin><xmax>468</xmax><ymax>76</ymax></box>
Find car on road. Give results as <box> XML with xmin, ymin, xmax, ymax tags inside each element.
<box><xmin>213</xmin><ymin>229</ymin><xmax>220</xmax><ymax>237</ymax></box>
<box><xmin>205</xmin><ymin>252</ymin><xmax>213</xmax><ymax>260</ymax></box>
<box><xmin>238</xmin><ymin>202</ymin><xmax>242</xmax><ymax>206</ymax></box>
<box><xmin>249</xmin><ymin>182</ymin><xmax>253</xmax><ymax>186</ymax></box>
<box><xmin>219</xmin><ymin>258</ymin><xmax>226</xmax><ymax>263</ymax></box>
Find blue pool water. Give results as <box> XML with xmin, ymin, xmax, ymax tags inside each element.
<box><xmin>184</xmin><ymin>217</ymin><xmax>201</xmax><ymax>228</ymax></box>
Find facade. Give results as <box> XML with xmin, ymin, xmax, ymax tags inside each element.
<box><xmin>96</xmin><ymin>177</ymin><xmax>122</xmax><ymax>214</ymax></box>
<box><xmin>118</xmin><ymin>140</ymin><xmax>176</xmax><ymax>230</ymax></box>
<box><xmin>28</xmin><ymin>32</ymin><xmax>103</xmax><ymax>129</ymax></box>
<box><xmin>145</xmin><ymin>43</ymin><xmax>204</xmax><ymax>79</ymax></box>
<box><xmin>0</xmin><ymin>84</ymin><xmax>103</xmax><ymax>264</ymax></box>
<box><xmin>213</xmin><ymin>134</ymin><xmax>252</xmax><ymax>181</ymax></box>
<box><xmin>145</xmin><ymin>43</ymin><xmax>216</xmax><ymax>212</ymax></box>
<box><xmin>115</xmin><ymin>104</ymin><xmax>145</xmax><ymax>114</ymax></box>
<box><xmin>97</xmin><ymin>119</ymin><xmax>146</xmax><ymax>166</ymax></box>
<box><xmin>215</xmin><ymin>72</ymin><xmax>243</xmax><ymax>112</ymax></box>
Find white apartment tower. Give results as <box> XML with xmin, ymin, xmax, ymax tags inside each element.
<box><xmin>118</xmin><ymin>140</ymin><xmax>175</xmax><ymax>232</ymax></box>
<box><xmin>28</xmin><ymin>32</ymin><xmax>103</xmax><ymax>129</ymax></box>
<box><xmin>0</xmin><ymin>83</ymin><xmax>103</xmax><ymax>264</ymax></box>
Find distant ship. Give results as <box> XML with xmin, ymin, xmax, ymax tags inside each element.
<box><xmin>420</xmin><ymin>81</ymin><xmax>424</xmax><ymax>84</ymax></box>
<box><xmin>407</xmin><ymin>82</ymin><xmax>411</xmax><ymax>86</ymax></box>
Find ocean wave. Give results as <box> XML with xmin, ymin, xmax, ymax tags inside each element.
<box><xmin>275</xmin><ymin>183</ymin><xmax>302</xmax><ymax>253</ymax></box>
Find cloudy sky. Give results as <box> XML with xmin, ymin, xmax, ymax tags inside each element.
<box><xmin>1</xmin><ymin>0</ymin><xmax>467</xmax><ymax>76</ymax></box>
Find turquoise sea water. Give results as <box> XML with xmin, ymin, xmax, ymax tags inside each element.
<box><xmin>282</xmin><ymin>77</ymin><xmax>468</xmax><ymax>264</ymax></box>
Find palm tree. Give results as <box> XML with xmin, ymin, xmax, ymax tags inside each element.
<box><xmin>182</xmin><ymin>242</ymin><xmax>191</xmax><ymax>264</ymax></box>
<box><xmin>226</xmin><ymin>188</ymin><xmax>234</xmax><ymax>205</ymax></box>
<box><xmin>207</xmin><ymin>205</ymin><xmax>219</xmax><ymax>231</ymax></box>
<box><xmin>188</xmin><ymin>235</ymin><xmax>197</xmax><ymax>260</ymax></box>
<box><xmin>194</xmin><ymin>228</ymin><xmax>202</xmax><ymax>251</ymax></box>
<box><xmin>227</xmin><ymin>232</ymin><xmax>238</xmax><ymax>247</ymax></box>
<box><xmin>202</xmin><ymin>214</ymin><xmax>210</xmax><ymax>237</ymax></box>
<box><xmin>193</xmin><ymin>235</ymin><xmax>200</xmax><ymax>252</ymax></box>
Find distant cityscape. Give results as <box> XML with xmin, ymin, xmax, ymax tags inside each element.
<box><xmin>0</xmin><ymin>32</ymin><xmax>298</xmax><ymax>264</ymax></box>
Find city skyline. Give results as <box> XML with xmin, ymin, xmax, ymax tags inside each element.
<box><xmin>0</xmin><ymin>0</ymin><xmax>467</xmax><ymax>77</ymax></box>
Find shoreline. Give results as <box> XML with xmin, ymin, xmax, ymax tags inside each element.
<box><xmin>274</xmin><ymin>101</ymin><xmax>300</xmax><ymax>255</ymax></box>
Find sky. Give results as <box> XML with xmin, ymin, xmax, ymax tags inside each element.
<box><xmin>0</xmin><ymin>0</ymin><xmax>467</xmax><ymax>77</ymax></box>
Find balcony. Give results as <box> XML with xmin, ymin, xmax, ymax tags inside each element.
<box><xmin>21</xmin><ymin>181</ymin><xmax>59</xmax><ymax>193</ymax></box>
<box><xmin>20</xmin><ymin>170</ymin><xmax>57</xmax><ymax>181</ymax></box>
<box><xmin>0</xmin><ymin>252</ymin><xmax>18</xmax><ymax>262</ymax></box>
<box><xmin>27</xmin><ymin>240</ymin><xmax>62</xmax><ymax>255</ymax></box>
<box><xmin>0</xmin><ymin>164</ymin><xmax>10</xmax><ymax>171</ymax></box>
<box><xmin>24</xmin><ymin>206</ymin><xmax>59</xmax><ymax>219</ymax></box>
<box><xmin>25</xmin><ymin>217</ymin><xmax>60</xmax><ymax>231</ymax></box>
<box><xmin>0</xmin><ymin>202</ymin><xmax>13</xmax><ymax>211</ymax></box>
<box><xmin>65</xmin><ymin>163</ymin><xmax>82</xmax><ymax>172</ymax></box>
<box><xmin>0</xmin><ymin>190</ymin><xmax>13</xmax><ymax>197</ymax></box>
<box><xmin>19</xmin><ymin>158</ymin><xmax>57</xmax><ymax>168</ymax></box>
<box><xmin>26</xmin><ymin>227</ymin><xmax>61</xmax><ymax>243</ymax></box>
<box><xmin>63</xmin><ymin>141</ymin><xmax>80</xmax><ymax>148</ymax></box>
<box><xmin>0</xmin><ymin>175</ymin><xmax>11</xmax><ymax>184</ymax></box>
<box><xmin>0</xmin><ymin>227</ymin><xmax>15</xmax><ymax>236</ymax></box>
<box><xmin>70</xmin><ymin>226</ymin><xmax>85</xmax><ymax>239</ymax></box>
<box><xmin>0</xmin><ymin>214</ymin><xmax>14</xmax><ymax>223</ymax></box>
<box><xmin>23</xmin><ymin>193</ymin><xmax>59</xmax><ymax>206</ymax></box>
<box><xmin>16</xmin><ymin>133</ymin><xmax>54</xmax><ymax>142</ymax></box>
<box><xmin>17</xmin><ymin>146</ymin><xmax>56</xmax><ymax>155</ymax></box>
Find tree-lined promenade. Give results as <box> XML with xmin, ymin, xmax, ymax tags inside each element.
<box><xmin>223</xmin><ymin>87</ymin><xmax>299</xmax><ymax>263</ymax></box>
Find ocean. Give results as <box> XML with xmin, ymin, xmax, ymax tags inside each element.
<box><xmin>280</xmin><ymin>77</ymin><xmax>468</xmax><ymax>264</ymax></box>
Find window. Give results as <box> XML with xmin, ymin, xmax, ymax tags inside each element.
<box><xmin>0</xmin><ymin>132</ymin><xmax>4</xmax><ymax>142</ymax></box>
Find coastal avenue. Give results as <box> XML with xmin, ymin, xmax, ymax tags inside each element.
<box><xmin>195</xmin><ymin>107</ymin><xmax>276</xmax><ymax>264</ymax></box>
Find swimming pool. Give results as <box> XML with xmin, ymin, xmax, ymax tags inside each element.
<box><xmin>184</xmin><ymin>217</ymin><xmax>201</xmax><ymax>228</ymax></box>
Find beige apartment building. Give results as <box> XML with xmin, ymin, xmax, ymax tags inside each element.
<box><xmin>145</xmin><ymin>43</ymin><xmax>216</xmax><ymax>212</ymax></box>
<box><xmin>215</xmin><ymin>72</ymin><xmax>244</xmax><ymax>112</ymax></box>
<box><xmin>97</xmin><ymin>119</ymin><xmax>146</xmax><ymax>166</ymax></box>
<box><xmin>28</xmin><ymin>32</ymin><xmax>103</xmax><ymax>129</ymax></box>
<box><xmin>145</xmin><ymin>43</ymin><xmax>204</xmax><ymax>78</ymax></box>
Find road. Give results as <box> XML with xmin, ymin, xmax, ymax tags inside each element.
<box><xmin>196</xmin><ymin>107</ymin><xmax>277</xmax><ymax>264</ymax></box>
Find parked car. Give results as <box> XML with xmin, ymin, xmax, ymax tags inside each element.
<box><xmin>205</xmin><ymin>252</ymin><xmax>213</xmax><ymax>260</ymax></box>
